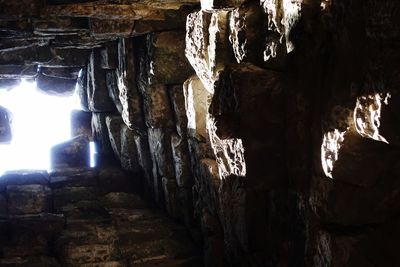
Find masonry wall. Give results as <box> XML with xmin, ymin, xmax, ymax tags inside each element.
<box><xmin>1</xmin><ymin>0</ymin><xmax>400</xmax><ymax>266</ymax></box>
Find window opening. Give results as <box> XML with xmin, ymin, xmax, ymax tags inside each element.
<box><xmin>0</xmin><ymin>79</ymin><xmax>82</xmax><ymax>175</ymax></box>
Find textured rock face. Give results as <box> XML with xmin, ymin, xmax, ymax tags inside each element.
<box><xmin>0</xmin><ymin>167</ymin><xmax>200</xmax><ymax>266</ymax></box>
<box><xmin>2</xmin><ymin>0</ymin><xmax>400</xmax><ymax>266</ymax></box>
<box><xmin>183</xmin><ymin>0</ymin><xmax>400</xmax><ymax>266</ymax></box>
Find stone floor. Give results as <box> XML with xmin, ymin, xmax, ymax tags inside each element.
<box><xmin>0</xmin><ymin>167</ymin><xmax>202</xmax><ymax>266</ymax></box>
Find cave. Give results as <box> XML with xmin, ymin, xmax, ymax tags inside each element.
<box><xmin>0</xmin><ymin>0</ymin><xmax>399</xmax><ymax>266</ymax></box>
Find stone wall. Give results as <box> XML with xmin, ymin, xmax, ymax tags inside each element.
<box><xmin>183</xmin><ymin>0</ymin><xmax>400</xmax><ymax>266</ymax></box>
<box><xmin>1</xmin><ymin>0</ymin><xmax>400</xmax><ymax>266</ymax></box>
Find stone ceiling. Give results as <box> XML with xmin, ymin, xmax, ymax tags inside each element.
<box><xmin>0</xmin><ymin>0</ymin><xmax>199</xmax><ymax>89</ymax></box>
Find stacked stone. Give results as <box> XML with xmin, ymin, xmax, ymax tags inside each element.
<box><xmin>0</xmin><ymin>170</ymin><xmax>64</xmax><ymax>265</ymax></box>
<box><xmin>185</xmin><ymin>0</ymin><xmax>400</xmax><ymax>266</ymax></box>
<box><xmin>75</xmin><ymin>27</ymin><xmax>197</xmax><ymax>228</ymax></box>
<box><xmin>184</xmin><ymin>0</ymin><xmax>293</xmax><ymax>266</ymax></box>
<box><xmin>0</xmin><ymin>165</ymin><xmax>200</xmax><ymax>266</ymax></box>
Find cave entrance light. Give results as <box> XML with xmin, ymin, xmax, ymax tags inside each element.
<box><xmin>0</xmin><ymin>79</ymin><xmax>82</xmax><ymax>176</ymax></box>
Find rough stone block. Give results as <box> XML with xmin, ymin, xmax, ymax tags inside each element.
<box><xmin>183</xmin><ymin>75</ymin><xmax>212</xmax><ymax>141</ymax></box>
<box><xmin>313</xmin><ymin>132</ymin><xmax>400</xmax><ymax>225</ymax></box>
<box><xmin>186</xmin><ymin>10</ymin><xmax>232</xmax><ymax>91</ymax></box>
<box><xmin>77</xmin><ymin>67</ymin><xmax>89</xmax><ymax>111</ymax></box>
<box><xmin>171</xmin><ymin>133</ymin><xmax>193</xmax><ymax>188</ymax></box>
<box><xmin>197</xmin><ymin>158</ymin><xmax>221</xmax><ymax>214</ymax></box>
<box><xmin>7</xmin><ymin>185</ymin><xmax>51</xmax><ymax>215</ymax></box>
<box><xmin>90</xmin><ymin>18</ymin><xmax>135</xmax><ymax>39</ymax></box>
<box><xmin>0</xmin><ymin>65</ymin><xmax>37</xmax><ymax>79</ymax></box>
<box><xmin>169</xmin><ymin>85</ymin><xmax>188</xmax><ymax>137</ymax></box>
<box><xmin>117</xmin><ymin>38</ymin><xmax>145</xmax><ymax>131</ymax></box>
<box><xmin>260</xmin><ymin>0</ymin><xmax>300</xmax><ymax>60</ymax></box>
<box><xmin>100</xmin><ymin>41</ymin><xmax>118</xmax><ymax>69</ymax></box>
<box><xmin>50</xmin><ymin>135</ymin><xmax>91</xmax><ymax>169</ymax></box>
<box><xmin>92</xmin><ymin>113</ymin><xmax>113</xmax><ymax>157</ymax></box>
<box><xmin>133</xmin><ymin>134</ymin><xmax>154</xmax><ymax>198</ymax></box>
<box><xmin>98</xmin><ymin>166</ymin><xmax>133</xmax><ymax>193</ymax></box>
<box><xmin>229</xmin><ymin>3</ymin><xmax>270</xmax><ymax>67</ymax></box>
<box><xmin>142</xmin><ymin>84</ymin><xmax>175</xmax><ymax>129</ymax></box>
<box><xmin>148</xmin><ymin>128</ymin><xmax>175</xmax><ymax>203</ymax></box>
<box><xmin>140</xmin><ymin>31</ymin><xmax>193</xmax><ymax>85</ymax></box>
<box><xmin>0</xmin><ymin>170</ymin><xmax>49</xmax><ymax>191</ymax></box>
<box><xmin>105</xmin><ymin>70</ymin><xmax>123</xmax><ymax>114</ymax></box>
<box><xmin>210</xmin><ymin>64</ymin><xmax>285</xmax><ymax>183</ymax></box>
<box><xmin>148</xmin><ymin>128</ymin><xmax>175</xmax><ymax>180</ymax></box>
<box><xmin>120</xmin><ymin>125</ymin><xmax>140</xmax><ymax>173</ymax></box>
<box><xmin>40</xmin><ymin>67</ymin><xmax>81</xmax><ymax>79</ymax></box>
<box><xmin>53</xmin><ymin>186</ymin><xmax>97</xmax><ymax>210</ymax></box>
<box><xmin>37</xmin><ymin>73</ymin><xmax>77</xmax><ymax>96</ymax></box>
<box><xmin>162</xmin><ymin>177</ymin><xmax>179</xmax><ymax>219</ymax></box>
<box><xmin>105</xmin><ymin>115</ymin><xmax>123</xmax><ymax>160</ymax></box>
<box><xmin>49</xmin><ymin>168</ymin><xmax>98</xmax><ymax>188</ymax></box>
<box><xmin>34</xmin><ymin>16</ymin><xmax>89</xmax><ymax>33</ymax></box>
<box><xmin>71</xmin><ymin>110</ymin><xmax>92</xmax><ymax>139</ymax></box>
<box><xmin>0</xmin><ymin>45</ymin><xmax>89</xmax><ymax>67</ymax></box>
<box><xmin>41</xmin><ymin>48</ymin><xmax>90</xmax><ymax>68</ymax></box>
<box><xmin>87</xmin><ymin>50</ymin><xmax>115</xmax><ymax>112</ymax></box>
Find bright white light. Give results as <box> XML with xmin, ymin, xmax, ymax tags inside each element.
<box><xmin>89</xmin><ymin>141</ymin><xmax>97</xmax><ymax>168</ymax></box>
<box><xmin>0</xmin><ymin>79</ymin><xmax>81</xmax><ymax>175</ymax></box>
